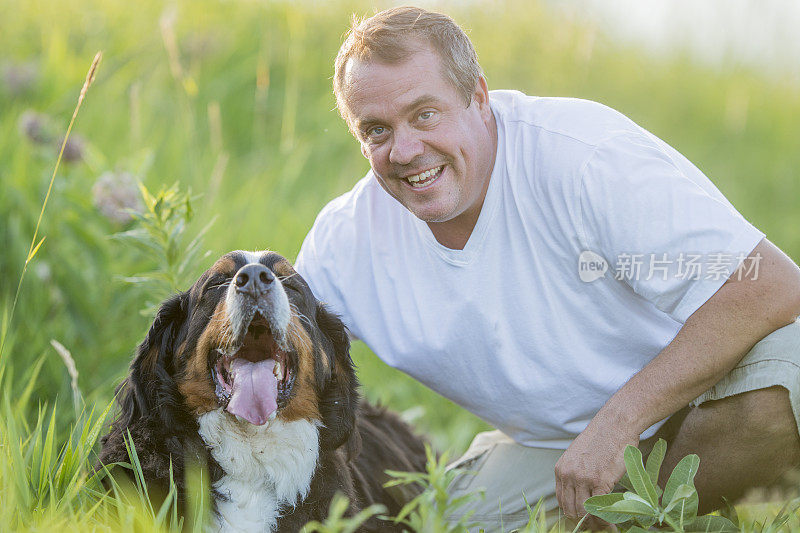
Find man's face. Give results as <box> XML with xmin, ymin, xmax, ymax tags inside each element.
<box><xmin>342</xmin><ymin>46</ymin><xmax>497</xmax><ymax>230</ymax></box>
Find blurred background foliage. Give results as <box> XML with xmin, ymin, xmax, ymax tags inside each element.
<box><xmin>1</xmin><ymin>0</ymin><xmax>799</xmax><ymax>457</ymax></box>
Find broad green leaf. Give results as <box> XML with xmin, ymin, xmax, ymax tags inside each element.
<box><xmin>666</xmin><ymin>488</ymin><xmax>699</xmax><ymax>526</ymax></box>
<box><xmin>645</xmin><ymin>438</ymin><xmax>667</xmax><ymax>489</ymax></box>
<box><xmin>584</xmin><ymin>493</ymin><xmax>625</xmax><ymax>510</ymax></box>
<box><xmin>604</xmin><ymin>498</ymin><xmax>655</xmax><ymax>516</ymax></box>
<box><xmin>623</xmin><ymin>492</ymin><xmax>652</xmax><ymax>505</ymax></box>
<box><xmin>617</xmin><ymin>472</ymin><xmax>635</xmax><ymax>491</ymax></box>
<box><xmin>684</xmin><ymin>514</ymin><xmax>738</xmax><ymax>532</ymax></box>
<box><xmin>718</xmin><ymin>497</ymin><xmax>740</xmax><ymax>527</ymax></box>
<box><xmin>623</xmin><ymin>445</ymin><xmax>659</xmax><ymax>508</ymax></box>
<box><xmin>635</xmin><ymin>514</ymin><xmax>658</xmax><ymax>529</ymax></box>
<box><xmin>589</xmin><ymin>498</ymin><xmax>656</xmax><ymax>526</ymax></box>
<box><xmin>585</xmin><ymin>493</ymin><xmax>645</xmax><ymax>524</ymax></box>
<box><xmin>583</xmin><ymin>508</ymin><xmax>636</xmax><ymax>525</ymax></box>
<box><xmin>664</xmin><ymin>483</ymin><xmax>697</xmax><ymax>513</ymax></box>
<box><xmin>663</xmin><ymin>454</ymin><xmax>700</xmax><ymax>505</ymax></box>
<box><xmin>584</xmin><ymin>493</ymin><xmax>626</xmax><ymax>524</ymax></box>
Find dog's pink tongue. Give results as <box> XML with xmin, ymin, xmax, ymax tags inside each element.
<box><xmin>226</xmin><ymin>358</ymin><xmax>278</xmax><ymax>425</ymax></box>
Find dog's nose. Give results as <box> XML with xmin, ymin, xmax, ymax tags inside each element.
<box><xmin>234</xmin><ymin>263</ymin><xmax>275</xmax><ymax>298</ymax></box>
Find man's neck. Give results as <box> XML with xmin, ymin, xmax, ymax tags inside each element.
<box><xmin>427</xmin><ymin>218</ymin><xmax>477</xmax><ymax>250</ymax></box>
<box><xmin>426</xmin><ymin>109</ymin><xmax>498</xmax><ymax>251</ymax></box>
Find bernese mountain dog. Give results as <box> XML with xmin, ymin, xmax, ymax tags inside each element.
<box><xmin>98</xmin><ymin>250</ymin><xmax>427</xmax><ymax>532</ymax></box>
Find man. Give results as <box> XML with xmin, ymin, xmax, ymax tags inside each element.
<box><xmin>295</xmin><ymin>6</ymin><xmax>800</xmax><ymax>530</ymax></box>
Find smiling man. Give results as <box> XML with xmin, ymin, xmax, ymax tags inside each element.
<box><xmin>341</xmin><ymin>43</ymin><xmax>496</xmax><ymax>249</ymax></box>
<box><xmin>294</xmin><ymin>6</ymin><xmax>800</xmax><ymax>530</ymax></box>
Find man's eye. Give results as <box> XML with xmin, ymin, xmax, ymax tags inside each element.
<box><xmin>366</xmin><ymin>126</ymin><xmax>386</xmax><ymax>138</ymax></box>
<box><xmin>419</xmin><ymin>110</ymin><xmax>434</xmax><ymax>120</ymax></box>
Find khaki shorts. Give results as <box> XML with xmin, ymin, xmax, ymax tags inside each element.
<box><xmin>445</xmin><ymin>319</ymin><xmax>800</xmax><ymax>532</ymax></box>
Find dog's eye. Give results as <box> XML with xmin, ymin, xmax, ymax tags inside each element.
<box><xmin>203</xmin><ymin>275</ymin><xmax>229</xmax><ymax>294</ymax></box>
<box><xmin>284</xmin><ymin>283</ymin><xmax>300</xmax><ymax>294</ymax></box>
<box><xmin>281</xmin><ymin>279</ymin><xmax>302</xmax><ymax>295</ymax></box>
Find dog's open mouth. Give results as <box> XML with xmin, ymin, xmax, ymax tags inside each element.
<box><xmin>211</xmin><ymin>314</ymin><xmax>296</xmax><ymax>425</ymax></box>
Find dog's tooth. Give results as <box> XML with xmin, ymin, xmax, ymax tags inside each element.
<box><xmin>274</xmin><ymin>361</ymin><xmax>283</xmax><ymax>381</ymax></box>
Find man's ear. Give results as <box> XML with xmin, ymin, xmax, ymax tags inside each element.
<box><xmin>116</xmin><ymin>292</ymin><xmax>189</xmax><ymax>430</ymax></box>
<box><xmin>473</xmin><ymin>75</ymin><xmax>491</xmax><ymax>116</ymax></box>
<box><xmin>315</xmin><ymin>303</ymin><xmax>361</xmax><ymax>458</ymax></box>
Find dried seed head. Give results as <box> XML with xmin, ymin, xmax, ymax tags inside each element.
<box><xmin>78</xmin><ymin>52</ymin><xmax>102</xmax><ymax>105</ymax></box>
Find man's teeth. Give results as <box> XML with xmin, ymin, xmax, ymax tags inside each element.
<box><xmin>274</xmin><ymin>361</ymin><xmax>283</xmax><ymax>381</ymax></box>
<box><xmin>406</xmin><ymin>166</ymin><xmax>442</xmax><ymax>186</ymax></box>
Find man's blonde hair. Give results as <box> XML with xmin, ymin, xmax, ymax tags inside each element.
<box><xmin>333</xmin><ymin>6</ymin><xmax>482</xmax><ymax>128</ymax></box>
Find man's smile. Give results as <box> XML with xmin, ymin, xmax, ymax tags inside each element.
<box><xmin>402</xmin><ymin>165</ymin><xmax>445</xmax><ymax>189</ymax></box>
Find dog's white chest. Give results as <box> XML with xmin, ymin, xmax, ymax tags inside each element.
<box><xmin>198</xmin><ymin>410</ymin><xmax>320</xmax><ymax>532</ymax></box>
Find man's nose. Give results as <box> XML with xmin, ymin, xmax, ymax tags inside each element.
<box><xmin>389</xmin><ymin>126</ymin><xmax>424</xmax><ymax>166</ymax></box>
<box><xmin>234</xmin><ymin>263</ymin><xmax>275</xmax><ymax>299</ymax></box>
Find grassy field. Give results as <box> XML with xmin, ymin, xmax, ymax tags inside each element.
<box><xmin>2</xmin><ymin>0</ymin><xmax>800</xmax><ymax>530</ymax></box>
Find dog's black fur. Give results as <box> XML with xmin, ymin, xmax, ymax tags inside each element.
<box><xmin>98</xmin><ymin>251</ymin><xmax>427</xmax><ymax>531</ymax></box>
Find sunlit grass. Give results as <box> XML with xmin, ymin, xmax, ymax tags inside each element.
<box><xmin>2</xmin><ymin>0</ymin><xmax>800</xmax><ymax>530</ymax></box>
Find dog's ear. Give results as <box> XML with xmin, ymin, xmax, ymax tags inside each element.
<box><xmin>98</xmin><ymin>291</ymin><xmax>192</xmax><ymax>485</ymax></box>
<box><xmin>316</xmin><ymin>303</ymin><xmax>361</xmax><ymax>458</ymax></box>
<box><xmin>117</xmin><ymin>291</ymin><xmax>189</xmax><ymax>430</ymax></box>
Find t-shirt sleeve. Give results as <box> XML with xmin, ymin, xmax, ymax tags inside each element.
<box><xmin>578</xmin><ymin>132</ymin><xmax>765</xmax><ymax>323</ymax></box>
<box><xmin>294</xmin><ymin>216</ymin><xmax>360</xmax><ymax>340</ymax></box>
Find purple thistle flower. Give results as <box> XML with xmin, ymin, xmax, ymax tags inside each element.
<box><xmin>18</xmin><ymin>110</ymin><xmax>51</xmax><ymax>144</ymax></box>
<box><xmin>59</xmin><ymin>134</ymin><xmax>86</xmax><ymax>163</ymax></box>
<box><xmin>2</xmin><ymin>62</ymin><xmax>38</xmax><ymax>96</ymax></box>
<box><xmin>92</xmin><ymin>171</ymin><xmax>144</xmax><ymax>225</ymax></box>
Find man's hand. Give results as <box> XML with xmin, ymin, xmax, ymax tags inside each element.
<box><xmin>555</xmin><ymin>416</ymin><xmax>638</xmax><ymax>523</ymax></box>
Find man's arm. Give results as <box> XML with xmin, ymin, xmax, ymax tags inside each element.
<box><xmin>555</xmin><ymin>238</ymin><xmax>800</xmax><ymax>520</ymax></box>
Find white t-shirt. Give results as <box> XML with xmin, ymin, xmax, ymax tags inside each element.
<box><xmin>295</xmin><ymin>90</ymin><xmax>765</xmax><ymax>449</ymax></box>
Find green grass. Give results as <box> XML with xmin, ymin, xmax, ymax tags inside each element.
<box><xmin>2</xmin><ymin>0</ymin><xmax>800</xmax><ymax>530</ymax></box>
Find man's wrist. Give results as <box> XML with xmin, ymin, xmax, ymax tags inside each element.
<box><xmin>591</xmin><ymin>395</ymin><xmax>649</xmax><ymax>438</ymax></box>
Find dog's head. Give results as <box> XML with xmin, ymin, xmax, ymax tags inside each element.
<box><xmin>114</xmin><ymin>250</ymin><xmax>358</xmax><ymax>453</ymax></box>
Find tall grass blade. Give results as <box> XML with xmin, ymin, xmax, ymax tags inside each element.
<box><xmin>123</xmin><ymin>429</ymin><xmax>154</xmax><ymax>518</ymax></box>
<box><xmin>14</xmin><ymin>356</ymin><xmax>46</xmax><ymax>417</ymax></box>
<box><xmin>36</xmin><ymin>405</ymin><xmax>59</xmax><ymax>500</ymax></box>
<box><xmin>0</xmin><ymin>51</ymin><xmax>102</xmax><ymax>363</ymax></box>
<box><xmin>27</xmin><ymin>236</ymin><xmax>46</xmax><ymax>263</ymax></box>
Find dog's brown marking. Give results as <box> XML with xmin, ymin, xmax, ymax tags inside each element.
<box><xmin>179</xmin><ymin>379</ymin><xmax>218</xmax><ymax>413</ymax></box>
<box><xmin>212</xmin><ymin>255</ymin><xmax>237</xmax><ymax>276</ymax></box>
<box><xmin>179</xmin><ymin>299</ymin><xmax>231</xmax><ymax>414</ymax></box>
<box><xmin>273</xmin><ymin>259</ymin><xmax>295</xmax><ymax>279</ymax></box>
<box><xmin>140</xmin><ymin>346</ymin><xmax>160</xmax><ymax>375</ymax></box>
<box><xmin>281</xmin><ymin>315</ymin><xmax>321</xmax><ymax>421</ymax></box>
